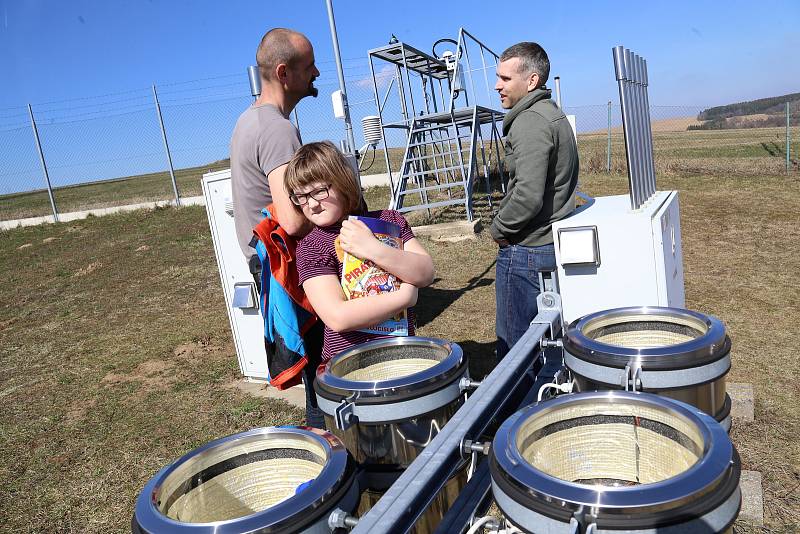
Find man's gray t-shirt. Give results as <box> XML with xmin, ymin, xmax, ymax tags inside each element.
<box><xmin>230</xmin><ymin>103</ymin><xmax>301</xmax><ymax>257</ymax></box>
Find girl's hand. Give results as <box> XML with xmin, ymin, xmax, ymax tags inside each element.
<box><xmin>339</xmin><ymin>218</ymin><xmax>381</xmax><ymax>260</ymax></box>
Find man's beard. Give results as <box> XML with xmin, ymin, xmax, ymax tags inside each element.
<box><xmin>308</xmin><ymin>81</ymin><xmax>318</xmax><ymax>98</ymax></box>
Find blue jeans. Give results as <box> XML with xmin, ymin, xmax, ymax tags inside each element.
<box><xmin>495</xmin><ymin>243</ymin><xmax>556</xmax><ymax>361</ymax></box>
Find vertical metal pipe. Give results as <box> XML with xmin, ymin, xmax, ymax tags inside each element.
<box><xmin>400</xmin><ymin>47</ymin><xmax>416</xmax><ymax>119</ymax></box>
<box><xmin>461</xmin><ymin>34</ymin><xmax>477</xmax><ymax>108</ymax></box>
<box><xmin>614</xmin><ymin>47</ymin><xmax>637</xmax><ymax>209</ymax></box>
<box><xmin>630</xmin><ymin>52</ymin><xmax>646</xmax><ymax>205</ymax></box>
<box><xmin>631</xmin><ymin>55</ymin><xmax>645</xmax><ymax>198</ymax></box>
<box><xmin>787</xmin><ymin>102</ymin><xmax>791</xmax><ymax>175</ymax></box>
<box><xmin>396</xmin><ymin>65</ymin><xmax>409</xmax><ymax>124</ymax></box>
<box><xmin>642</xmin><ymin>58</ymin><xmax>657</xmax><ymax>196</ymax></box>
<box><xmin>491</xmin><ymin>113</ymin><xmax>506</xmax><ymax>193</ymax></box>
<box><xmin>28</xmin><ymin>104</ymin><xmax>59</xmax><ymax>221</ymax></box>
<box><xmin>479</xmin><ymin>46</ymin><xmax>491</xmax><ymax>104</ymax></box>
<box><xmin>369</xmin><ymin>56</ymin><xmax>394</xmax><ymax>194</ymax></box>
<box><xmin>378</xmin><ymin>75</ymin><xmax>395</xmax><ymax>114</ymax></box>
<box><xmin>554</xmin><ymin>76</ymin><xmax>562</xmax><ymax>108</ymax></box>
<box><xmin>425</xmin><ymin>60</ymin><xmax>439</xmax><ymax>114</ymax></box>
<box><xmin>293</xmin><ymin>108</ymin><xmax>300</xmax><ymax>132</ymax></box>
<box><xmin>607</xmin><ymin>100</ymin><xmax>612</xmax><ymax>173</ymax></box>
<box><xmin>447</xmin><ymin>34</ymin><xmax>463</xmax><ymax>113</ymax></box>
<box><xmin>247</xmin><ymin>65</ymin><xmax>261</xmax><ymax>100</ymax></box>
<box><xmin>325</xmin><ymin>0</ymin><xmax>356</xmax><ymax>154</ymax></box>
<box><xmin>152</xmin><ymin>85</ymin><xmax>181</xmax><ymax>206</ymax></box>
<box><xmin>634</xmin><ymin>53</ymin><xmax>648</xmax><ymax>203</ymax></box>
<box><xmin>437</xmin><ymin>78</ymin><xmax>446</xmax><ymax>114</ymax></box>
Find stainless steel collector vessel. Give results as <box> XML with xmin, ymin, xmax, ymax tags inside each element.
<box><xmin>490</xmin><ymin>391</ymin><xmax>741</xmax><ymax>533</ymax></box>
<box><xmin>132</xmin><ymin>427</ymin><xmax>359</xmax><ymax>534</ymax></box>
<box><xmin>563</xmin><ymin>306</ymin><xmax>732</xmax><ymax>430</ymax></box>
<box><xmin>315</xmin><ymin>337</ymin><xmax>469</xmax><ymax>532</ymax></box>
<box><xmin>315</xmin><ymin>337</ymin><xmax>468</xmax><ymax>469</ymax></box>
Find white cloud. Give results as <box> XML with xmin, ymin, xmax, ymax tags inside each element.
<box><xmin>354</xmin><ymin>64</ymin><xmax>396</xmax><ymax>90</ymax></box>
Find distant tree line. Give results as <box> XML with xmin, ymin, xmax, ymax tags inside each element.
<box><xmin>688</xmin><ymin>92</ymin><xmax>800</xmax><ymax>130</ymax></box>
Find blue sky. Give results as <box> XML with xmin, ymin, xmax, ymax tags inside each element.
<box><xmin>1</xmin><ymin>0</ymin><xmax>798</xmax><ymax>194</ymax></box>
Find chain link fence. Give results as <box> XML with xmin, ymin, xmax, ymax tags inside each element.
<box><xmin>0</xmin><ymin>67</ymin><xmax>797</xmax><ymax>223</ymax></box>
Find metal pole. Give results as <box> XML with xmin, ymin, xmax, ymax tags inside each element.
<box><xmin>28</xmin><ymin>104</ymin><xmax>59</xmax><ymax>221</ymax></box>
<box><xmin>370</xmin><ymin>55</ymin><xmax>394</xmax><ymax>194</ymax></box>
<box><xmin>787</xmin><ymin>102</ymin><xmax>791</xmax><ymax>175</ymax></box>
<box><xmin>247</xmin><ymin>65</ymin><xmax>261</xmax><ymax>100</ymax></box>
<box><xmin>629</xmin><ymin>52</ymin><xmax>646</xmax><ymax>203</ymax></box>
<box><xmin>607</xmin><ymin>101</ymin><xmax>612</xmax><ymax>173</ymax></box>
<box><xmin>325</xmin><ymin>0</ymin><xmax>356</xmax><ymax>154</ymax></box>
<box><xmin>641</xmin><ymin>57</ymin><xmax>657</xmax><ymax>196</ymax></box>
<box><xmin>554</xmin><ymin>76</ymin><xmax>562</xmax><ymax>108</ymax></box>
<box><xmin>396</xmin><ymin>65</ymin><xmax>409</xmax><ymax>124</ymax></box>
<box><xmin>614</xmin><ymin>46</ymin><xmax>637</xmax><ymax>209</ymax></box>
<box><xmin>152</xmin><ymin>85</ymin><xmax>181</xmax><ymax>206</ymax></box>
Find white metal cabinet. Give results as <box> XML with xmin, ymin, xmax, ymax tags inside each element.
<box><xmin>202</xmin><ymin>169</ymin><xmax>268</xmax><ymax>381</ymax></box>
<box><xmin>552</xmin><ymin>191</ymin><xmax>685</xmax><ymax>325</ymax></box>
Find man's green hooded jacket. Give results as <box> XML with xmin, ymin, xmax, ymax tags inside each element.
<box><xmin>490</xmin><ymin>87</ymin><xmax>579</xmax><ymax>246</ymax></box>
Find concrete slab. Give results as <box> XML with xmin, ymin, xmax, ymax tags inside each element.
<box><xmin>728</xmin><ymin>382</ymin><xmax>755</xmax><ymax>422</ymax></box>
<box><xmin>359</xmin><ymin>172</ymin><xmax>391</xmax><ymax>188</ymax></box>
<box><xmin>412</xmin><ymin>218</ymin><xmax>483</xmax><ymax>242</ymax></box>
<box><xmin>738</xmin><ymin>470</ymin><xmax>764</xmax><ymax>526</ymax></box>
<box><xmin>0</xmin><ymin>195</ymin><xmax>207</xmax><ymax>231</ymax></box>
<box><xmin>228</xmin><ymin>378</ymin><xmax>306</xmax><ymax>409</ymax></box>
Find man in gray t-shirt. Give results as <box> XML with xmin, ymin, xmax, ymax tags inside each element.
<box><xmin>230</xmin><ymin>28</ymin><xmax>320</xmax><ymax>257</ymax></box>
<box><xmin>229</xmin><ymin>28</ymin><xmax>323</xmax><ymax>429</ymax></box>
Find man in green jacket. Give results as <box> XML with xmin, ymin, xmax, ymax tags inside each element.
<box><xmin>491</xmin><ymin>42</ymin><xmax>579</xmax><ymax>361</ymax></box>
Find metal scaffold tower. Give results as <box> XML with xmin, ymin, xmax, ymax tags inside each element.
<box><xmin>367</xmin><ymin>29</ymin><xmax>506</xmax><ymax>221</ymax></box>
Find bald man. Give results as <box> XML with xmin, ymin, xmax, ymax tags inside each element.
<box><xmin>231</xmin><ymin>28</ymin><xmax>320</xmax><ymax>255</ymax></box>
<box><xmin>229</xmin><ymin>28</ymin><xmax>323</xmax><ymax>428</ymax></box>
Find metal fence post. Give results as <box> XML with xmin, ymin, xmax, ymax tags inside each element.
<box><xmin>152</xmin><ymin>84</ymin><xmax>181</xmax><ymax>206</ymax></box>
<box><xmin>28</xmin><ymin>104</ymin><xmax>59</xmax><ymax>221</ymax></box>
<box><xmin>787</xmin><ymin>102</ymin><xmax>791</xmax><ymax>175</ymax></box>
<box><xmin>607</xmin><ymin>101</ymin><xmax>612</xmax><ymax>173</ymax></box>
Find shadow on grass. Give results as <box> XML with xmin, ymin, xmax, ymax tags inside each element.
<box><xmin>416</xmin><ymin>259</ymin><xmax>496</xmax><ymax>329</ymax></box>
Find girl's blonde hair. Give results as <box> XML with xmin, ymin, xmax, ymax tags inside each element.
<box><xmin>284</xmin><ymin>141</ymin><xmax>362</xmax><ymax>215</ymax></box>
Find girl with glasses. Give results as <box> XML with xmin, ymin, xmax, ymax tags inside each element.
<box><xmin>285</xmin><ymin>141</ymin><xmax>435</xmax><ymax>371</ymax></box>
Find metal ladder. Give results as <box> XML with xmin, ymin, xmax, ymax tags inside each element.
<box><xmin>391</xmin><ymin>106</ymin><xmax>503</xmax><ymax>221</ymax></box>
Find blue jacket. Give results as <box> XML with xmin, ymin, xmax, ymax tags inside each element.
<box><xmin>253</xmin><ymin>206</ymin><xmax>318</xmax><ymax>389</ymax></box>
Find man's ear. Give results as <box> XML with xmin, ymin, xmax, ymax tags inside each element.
<box><xmin>527</xmin><ymin>72</ymin><xmax>540</xmax><ymax>92</ymax></box>
<box><xmin>276</xmin><ymin>63</ymin><xmax>288</xmax><ymax>84</ymax></box>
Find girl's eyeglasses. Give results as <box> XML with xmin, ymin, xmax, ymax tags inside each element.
<box><xmin>290</xmin><ymin>185</ymin><xmax>330</xmax><ymax>206</ymax></box>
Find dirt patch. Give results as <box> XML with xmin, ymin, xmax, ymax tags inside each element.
<box><xmin>101</xmin><ymin>358</ymin><xmax>178</xmax><ymax>394</ymax></box>
<box><xmin>42</xmin><ymin>237</ymin><xmax>57</xmax><ymax>244</ymax></box>
<box><xmin>74</xmin><ymin>262</ymin><xmax>102</xmax><ymax>277</ymax></box>
<box><xmin>173</xmin><ymin>339</ymin><xmax>222</xmax><ymax>363</ymax></box>
<box><xmin>65</xmin><ymin>397</ymin><xmax>97</xmax><ymax>423</ymax></box>
<box><xmin>136</xmin><ymin>245</ymin><xmax>150</xmax><ymax>252</ymax></box>
<box><xmin>17</xmin><ymin>243</ymin><xmax>32</xmax><ymax>250</ymax></box>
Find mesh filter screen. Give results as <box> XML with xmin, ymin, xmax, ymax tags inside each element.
<box><xmin>342</xmin><ymin>358</ymin><xmax>438</xmax><ymax>381</ymax></box>
<box><xmin>516</xmin><ymin>403</ymin><xmax>703</xmax><ymax>486</ymax></box>
<box><xmin>158</xmin><ymin>437</ymin><xmax>326</xmax><ymax>523</ymax></box>
<box><xmin>332</xmin><ymin>345</ymin><xmax>447</xmax><ymax>381</ymax></box>
<box><xmin>585</xmin><ymin>319</ymin><xmax>705</xmax><ymax>349</ymax></box>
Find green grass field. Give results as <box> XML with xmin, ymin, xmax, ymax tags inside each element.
<box><xmin>1</xmin><ymin>172</ymin><xmax>798</xmax><ymax>532</ymax></box>
<box><xmin>2</xmin><ymin>125</ymin><xmax>797</xmax><ymax>222</ymax></box>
